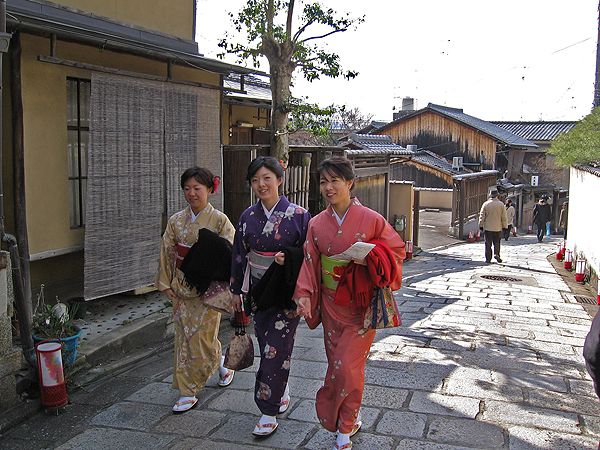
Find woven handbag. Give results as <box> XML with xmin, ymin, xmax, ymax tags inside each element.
<box><xmin>223</xmin><ymin>323</ymin><xmax>255</xmax><ymax>370</ymax></box>
<box><xmin>199</xmin><ymin>281</ymin><xmax>233</xmax><ymax>314</ymax></box>
<box><xmin>360</xmin><ymin>286</ymin><xmax>402</xmax><ymax>334</ymax></box>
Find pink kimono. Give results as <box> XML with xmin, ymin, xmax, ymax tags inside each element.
<box><xmin>294</xmin><ymin>198</ymin><xmax>405</xmax><ymax>433</ymax></box>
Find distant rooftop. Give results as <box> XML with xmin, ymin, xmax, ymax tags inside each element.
<box><xmin>491</xmin><ymin>121</ymin><xmax>577</xmax><ymax>142</ymax></box>
<box><xmin>411</xmin><ymin>149</ymin><xmax>471</xmax><ymax>176</ymax></box>
<box><xmin>376</xmin><ymin>103</ymin><xmax>537</xmax><ymax>149</ymax></box>
<box><xmin>223</xmin><ymin>74</ymin><xmax>271</xmax><ymax>106</ymax></box>
<box><xmin>340</xmin><ymin>133</ymin><xmax>413</xmax><ymax>155</ymax></box>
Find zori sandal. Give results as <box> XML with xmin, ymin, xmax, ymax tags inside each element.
<box><xmin>172</xmin><ymin>397</ymin><xmax>198</xmax><ymax>414</ymax></box>
<box><xmin>252</xmin><ymin>421</ymin><xmax>278</xmax><ymax>437</ymax></box>
<box><xmin>350</xmin><ymin>420</ymin><xmax>362</xmax><ymax>437</ymax></box>
<box><xmin>218</xmin><ymin>369</ymin><xmax>235</xmax><ymax>387</ymax></box>
<box><xmin>278</xmin><ymin>396</ymin><xmax>290</xmax><ymax>414</ymax></box>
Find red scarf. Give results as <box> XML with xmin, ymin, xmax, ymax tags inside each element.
<box><xmin>333</xmin><ymin>240</ymin><xmax>398</xmax><ymax>309</ymax></box>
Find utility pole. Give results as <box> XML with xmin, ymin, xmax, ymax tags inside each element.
<box><xmin>594</xmin><ymin>0</ymin><xmax>600</xmax><ymax>108</ymax></box>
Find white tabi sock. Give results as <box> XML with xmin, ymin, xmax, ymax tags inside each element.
<box><xmin>219</xmin><ymin>355</ymin><xmax>229</xmax><ymax>377</ymax></box>
<box><xmin>336</xmin><ymin>431</ymin><xmax>351</xmax><ymax>446</ymax></box>
<box><xmin>259</xmin><ymin>414</ymin><xmax>277</xmax><ymax>425</ymax></box>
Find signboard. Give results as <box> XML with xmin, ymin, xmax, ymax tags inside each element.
<box><xmin>531</xmin><ymin>175</ymin><xmax>539</xmax><ymax>187</ymax></box>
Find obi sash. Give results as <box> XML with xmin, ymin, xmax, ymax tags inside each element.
<box><xmin>175</xmin><ymin>243</ymin><xmax>191</xmax><ymax>269</ymax></box>
<box><xmin>320</xmin><ymin>254</ymin><xmax>350</xmax><ymax>291</ymax></box>
<box><xmin>241</xmin><ymin>250</ymin><xmax>277</xmax><ymax>294</ymax></box>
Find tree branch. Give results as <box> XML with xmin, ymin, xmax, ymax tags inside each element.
<box><xmin>266</xmin><ymin>0</ymin><xmax>274</xmax><ymax>36</ymax></box>
<box><xmin>292</xmin><ymin>18</ymin><xmax>315</xmax><ymax>43</ymax></box>
<box><xmin>300</xmin><ymin>28</ymin><xmax>346</xmax><ymax>44</ymax></box>
<box><xmin>286</xmin><ymin>0</ymin><xmax>295</xmax><ymax>39</ymax></box>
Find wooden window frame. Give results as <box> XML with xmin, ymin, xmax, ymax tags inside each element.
<box><xmin>67</xmin><ymin>77</ymin><xmax>90</xmax><ymax>228</ymax></box>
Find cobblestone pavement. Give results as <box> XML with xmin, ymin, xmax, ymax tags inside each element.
<box><xmin>2</xmin><ymin>234</ymin><xmax>599</xmax><ymax>449</ymax></box>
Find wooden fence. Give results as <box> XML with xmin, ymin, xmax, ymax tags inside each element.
<box><xmin>222</xmin><ymin>146</ymin><xmax>391</xmax><ymax>222</ymax></box>
<box><xmin>451</xmin><ymin>171</ymin><xmax>499</xmax><ymax>239</ymax></box>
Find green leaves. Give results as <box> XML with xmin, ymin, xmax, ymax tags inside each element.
<box><xmin>288</xmin><ymin>97</ymin><xmax>336</xmax><ymax>135</ymax></box>
<box><xmin>548</xmin><ymin>108</ymin><xmax>600</xmax><ymax>166</ymax></box>
<box><xmin>218</xmin><ymin>0</ymin><xmax>362</xmax><ymax>81</ymax></box>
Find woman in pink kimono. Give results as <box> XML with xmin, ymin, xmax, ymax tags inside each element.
<box><xmin>294</xmin><ymin>156</ymin><xmax>405</xmax><ymax>450</ymax></box>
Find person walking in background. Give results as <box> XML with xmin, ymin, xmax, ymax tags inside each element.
<box><xmin>532</xmin><ymin>195</ymin><xmax>552</xmax><ymax>243</ymax></box>
<box><xmin>230</xmin><ymin>156</ymin><xmax>311</xmax><ymax>437</ymax></box>
<box><xmin>478</xmin><ymin>190</ymin><xmax>508</xmax><ymax>263</ymax></box>
<box><xmin>559</xmin><ymin>201</ymin><xmax>568</xmax><ymax>239</ymax></box>
<box><xmin>294</xmin><ymin>156</ymin><xmax>405</xmax><ymax>450</ymax></box>
<box><xmin>157</xmin><ymin>167</ymin><xmax>236</xmax><ymax>414</ymax></box>
<box><xmin>504</xmin><ymin>199</ymin><xmax>516</xmax><ymax>241</ymax></box>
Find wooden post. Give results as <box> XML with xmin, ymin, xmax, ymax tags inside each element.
<box><xmin>458</xmin><ymin>179</ymin><xmax>465</xmax><ymax>240</ymax></box>
<box><xmin>413</xmin><ymin>189</ymin><xmax>420</xmax><ymax>247</ymax></box>
<box><xmin>9</xmin><ymin>32</ymin><xmax>33</xmax><ymax>325</ymax></box>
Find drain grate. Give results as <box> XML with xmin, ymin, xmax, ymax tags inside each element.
<box><xmin>480</xmin><ymin>275</ymin><xmax>523</xmax><ymax>282</ymax></box>
<box><xmin>574</xmin><ymin>295</ymin><xmax>597</xmax><ymax>305</ymax></box>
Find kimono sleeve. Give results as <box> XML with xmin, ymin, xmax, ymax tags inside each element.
<box><xmin>293</xmin><ymin>222</ymin><xmax>322</xmax><ymax>329</ymax></box>
<box><xmin>230</xmin><ymin>216</ymin><xmax>249</xmax><ymax>295</ymax></box>
<box><xmin>373</xmin><ymin>214</ymin><xmax>406</xmax><ymax>290</ymax></box>
<box><xmin>156</xmin><ymin>218</ymin><xmax>176</xmax><ymax>292</ymax></box>
<box><xmin>217</xmin><ymin>214</ymin><xmax>236</xmax><ymax>244</ymax></box>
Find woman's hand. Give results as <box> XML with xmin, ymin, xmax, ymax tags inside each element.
<box><xmin>163</xmin><ymin>288</ymin><xmax>176</xmax><ymax>302</ymax></box>
<box><xmin>274</xmin><ymin>251</ymin><xmax>285</xmax><ymax>266</ymax></box>
<box><xmin>295</xmin><ymin>297</ymin><xmax>312</xmax><ymax>320</ymax></box>
<box><xmin>231</xmin><ymin>294</ymin><xmax>243</xmax><ymax>313</ymax></box>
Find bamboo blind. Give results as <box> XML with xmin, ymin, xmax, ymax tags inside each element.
<box><xmin>84</xmin><ymin>74</ymin><xmax>221</xmax><ymax>300</ymax></box>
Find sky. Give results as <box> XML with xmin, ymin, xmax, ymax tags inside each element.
<box><xmin>196</xmin><ymin>0</ymin><xmax>598</xmax><ymax>122</ymax></box>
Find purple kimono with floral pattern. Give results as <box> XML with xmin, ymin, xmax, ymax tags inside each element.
<box><xmin>230</xmin><ymin>195</ymin><xmax>311</xmax><ymax>416</ymax></box>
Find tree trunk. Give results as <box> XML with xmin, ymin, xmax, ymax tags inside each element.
<box><xmin>269</xmin><ymin>60</ymin><xmax>294</xmax><ymax>163</ymax></box>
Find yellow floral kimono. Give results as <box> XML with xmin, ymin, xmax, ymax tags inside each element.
<box><xmin>157</xmin><ymin>204</ymin><xmax>235</xmax><ymax>396</ymax></box>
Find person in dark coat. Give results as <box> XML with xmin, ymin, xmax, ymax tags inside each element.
<box><xmin>532</xmin><ymin>195</ymin><xmax>552</xmax><ymax>243</ymax></box>
<box><xmin>584</xmin><ymin>312</ymin><xmax>600</xmax><ymax>398</ymax></box>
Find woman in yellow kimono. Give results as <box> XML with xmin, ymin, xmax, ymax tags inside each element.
<box><xmin>157</xmin><ymin>167</ymin><xmax>236</xmax><ymax>414</ymax></box>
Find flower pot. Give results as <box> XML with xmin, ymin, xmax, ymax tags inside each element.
<box><xmin>33</xmin><ymin>325</ymin><xmax>82</xmax><ymax>367</ymax></box>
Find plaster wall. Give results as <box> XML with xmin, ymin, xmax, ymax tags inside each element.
<box><xmin>50</xmin><ymin>0</ymin><xmax>194</xmax><ymax>40</ymax></box>
<box><xmin>568</xmin><ymin>166</ymin><xmax>600</xmax><ymax>277</ymax></box>
<box><xmin>389</xmin><ymin>181</ymin><xmax>414</xmax><ymax>242</ymax></box>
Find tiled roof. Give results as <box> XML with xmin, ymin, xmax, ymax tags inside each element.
<box><xmin>426</xmin><ymin>104</ymin><xmax>537</xmax><ymax>148</ymax></box>
<box><xmin>491</xmin><ymin>121</ymin><xmax>577</xmax><ymax>141</ymax></box>
<box><xmin>411</xmin><ymin>150</ymin><xmax>471</xmax><ymax>176</ymax></box>
<box><xmin>224</xmin><ymin>74</ymin><xmax>271</xmax><ymax>102</ymax></box>
<box><xmin>341</xmin><ymin>133</ymin><xmax>413</xmax><ymax>155</ymax></box>
<box><xmin>376</xmin><ymin>103</ymin><xmax>537</xmax><ymax>149</ymax></box>
<box><xmin>574</xmin><ymin>162</ymin><xmax>600</xmax><ymax>178</ymax></box>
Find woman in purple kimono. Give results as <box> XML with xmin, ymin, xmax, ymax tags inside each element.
<box><xmin>230</xmin><ymin>156</ymin><xmax>311</xmax><ymax>437</ymax></box>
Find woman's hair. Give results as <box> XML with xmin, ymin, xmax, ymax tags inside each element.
<box><xmin>318</xmin><ymin>156</ymin><xmax>355</xmax><ymax>182</ymax></box>
<box><xmin>506</xmin><ymin>199</ymin><xmax>512</xmax><ymax>206</ymax></box>
<box><xmin>246</xmin><ymin>156</ymin><xmax>284</xmax><ymax>182</ymax></box>
<box><xmin>180</xmin><ymin>166</ymin><xmax>215</xmax><ymax>191</ymax></box>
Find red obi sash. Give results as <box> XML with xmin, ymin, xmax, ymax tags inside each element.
<box><xmin>175</xmin><ymin>243</ymin><xmax>191</xmax><ymax>269</ymax></box>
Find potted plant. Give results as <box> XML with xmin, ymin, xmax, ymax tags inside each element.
<box><xmin>32</xmin><ymin>285</ymin><xmax>82</xmax><ymax>367</ymax></box>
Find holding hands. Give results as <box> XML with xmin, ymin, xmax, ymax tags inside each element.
<box><xmin>295</xmin><ymin>297</ymin><xmax>312</xmax><ymax>320</ymax></box>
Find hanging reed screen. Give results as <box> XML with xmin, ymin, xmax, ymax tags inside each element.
<box><xmin>84</xmin><ymin>74</ymin><xmax>221</xmax><ymax>300</ymax></box>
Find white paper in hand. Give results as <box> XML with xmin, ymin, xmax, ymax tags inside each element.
<box><xmin>330</xmin><ymin>242</ymin><xmax>375</xmax><ymax>264</ymax></box>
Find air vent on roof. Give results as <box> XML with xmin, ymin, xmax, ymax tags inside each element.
<box><xmin>452</xmin><ymin>157</ymin><xmax>464</xmax><ymax>170</ymax></box>
<box><xmin>406</xmin><ymin>144</ymin><xmax>417</xmax><ymax>152</ymax></box>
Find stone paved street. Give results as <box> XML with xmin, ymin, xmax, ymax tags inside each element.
<box><xmin>1</xmin><ymin>234</ymin><xmax>599</xmax><ymax>449</ymax></box>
